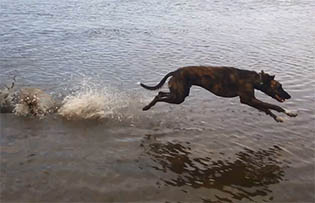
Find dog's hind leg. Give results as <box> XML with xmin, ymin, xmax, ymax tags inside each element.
<box><xmin>143</xmin><ymin>93</ymin><xmax>186</xmax><ymax>111</ymax></box>
<box><xmin>143</xmin><ymin>94</ymin><xmax>166</xmax><ymax>111</ymax></box>
<box><xmin>143</xmin><ymin>79</ymin><xmax>190</xmax><ymax>111</ymax></box>
<box><xmin>158</xmin><ymin>91</ymin><xmax>171</xmax><ymax>97</ymax></box>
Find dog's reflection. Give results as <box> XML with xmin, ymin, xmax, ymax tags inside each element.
<box><xmin>140</xmin><ymin>134</ymin><xmax>287</xmax><ymax>202</ymax></box>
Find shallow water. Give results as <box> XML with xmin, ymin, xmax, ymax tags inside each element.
<box><xmin>1</xmin><ymin>0</ymin><xmax>315</xmax><ymax>202</ymax></box>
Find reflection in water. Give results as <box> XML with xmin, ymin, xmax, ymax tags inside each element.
<box><xmin>140</xmin><ymin>135</ymin><xmax>287</xmax><ymax>202</ymax></box>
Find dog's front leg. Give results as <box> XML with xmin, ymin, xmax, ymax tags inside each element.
<box><xmin>240</xmin><ymin>97</ymin><xmax>284</xmax><ymax>122</ymax></box>
<box><xmin>248</xmin><ymin>98</ymin><xmax>297</xmax><ymax>117</ymax></box>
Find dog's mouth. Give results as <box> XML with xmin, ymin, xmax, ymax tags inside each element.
<box><xmin>275</xmin><ymin>94</ymin><xmax>285</xmax><ymax>102</ymax></box>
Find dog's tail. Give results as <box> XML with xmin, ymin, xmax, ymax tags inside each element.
<box><xmin>140</xmin><ymin>71</ymin><xmax>175</xmax><ymax>90</ymax></box>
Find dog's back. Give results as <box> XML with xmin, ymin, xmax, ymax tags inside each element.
<box><xmin>171</xmin><ymin>66</ymin><xmax>254</xmax><ymax>98</ymax></box>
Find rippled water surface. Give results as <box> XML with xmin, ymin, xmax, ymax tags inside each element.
<box><xmin>1</xmin><ymin>0</ymin><xmax>315</xmax><ymax>202</ymax></box>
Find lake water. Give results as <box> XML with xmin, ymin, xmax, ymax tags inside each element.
<box><xmin>1</xmin><ymin>0</ymin><xmax>314</xmax><ymax>202</ymax></box>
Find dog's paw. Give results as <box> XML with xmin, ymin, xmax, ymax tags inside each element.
<box><xmin>137</xmin><ymin>82</ymin><xmax>141</xmax><ymax>85</ymax></box>
<box><xmin>285</xmin><ymin>109</ymin><xmax>298</xmax><ymax>117</ymax></box>
<box><xmin>275</xmin><ymin>116</ymin><xmax>285</xmax><ymax>123</ymax></box>
<box><xmin>142</xmin><ymin>106</ymin><xmax>150</xmax><ymax>111</ymax></box>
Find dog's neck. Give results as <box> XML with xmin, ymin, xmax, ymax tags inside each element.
<box><xmin>253</xmin><ymin>72</ymin><xmax>265</xmax><ymax>90</ymax></box>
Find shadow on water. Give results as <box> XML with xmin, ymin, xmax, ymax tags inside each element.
<box><xmin>140</xmin><ymin>134</ymin><xmax>288</xmax><ymax>203</ymax></box>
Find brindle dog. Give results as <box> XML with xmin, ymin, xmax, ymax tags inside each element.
<box><xmin>140</xmin><ymin>66</ymin><xmax>297</xmax><ymax>122</ymax></box>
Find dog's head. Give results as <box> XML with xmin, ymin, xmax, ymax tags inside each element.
<box><xmin>258</xmin><ymin>71</ymin><xmax>291</xmax><ymax>102</ymax></box>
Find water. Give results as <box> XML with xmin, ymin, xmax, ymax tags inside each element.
<box><xmin>1</xmin><ymin>0</ymin><xmax>315</xmax><ymax>202</ymax></box>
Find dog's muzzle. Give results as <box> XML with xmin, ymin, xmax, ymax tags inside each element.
<box><xmin>275</xmin><ymin>91</ymin><xmax>291</xmax><ymax>102</ymax></box>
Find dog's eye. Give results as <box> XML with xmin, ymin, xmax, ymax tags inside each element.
<box><xmin>275</xmin><ymin>84</ymin><xmax>281</xmax><ymax>89</ymax></box>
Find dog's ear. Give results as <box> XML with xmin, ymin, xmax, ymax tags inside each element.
<box><xmin>266</xmin><ymin>74</ymin><xmax>275</xmax><ymax>81</ymax></box>
<box><xmin>259</xmin><ymin>71</ymin><xmax>275</xmax><ymax>84</ymax></box>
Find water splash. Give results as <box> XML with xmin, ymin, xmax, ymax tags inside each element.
<box><xmin>13</xmin><ymin>88</ymin><xmax>56</xmax><ymax>118</ymax></box>
<box><xmin>1</xmin><ymin>77</ymin><xmax>153</xmax><ymax>122</ymax></box>
<box><xmin>57</xmin><ymin>81</ymin><xmax>132</xmax><ymax>121</ymax></box>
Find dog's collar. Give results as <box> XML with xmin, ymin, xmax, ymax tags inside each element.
<box><xmin>259</xmin><ymin>72</ymin><xmax>264</xmax><ymax>85</ymax></box>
